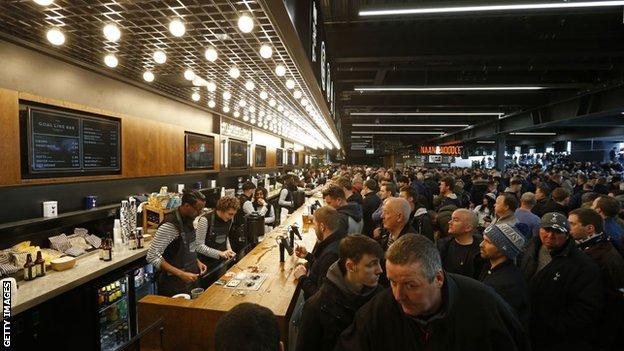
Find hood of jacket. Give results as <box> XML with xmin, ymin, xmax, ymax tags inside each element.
<box><xmin>326</xmin><ymin>261</ymin><xmax>379</xmax><ymax>298</ymax></box>
<box><xmin>338</xmin><ymin>202</ymin><xmax>363</xmax><ymax>222</ymax></box>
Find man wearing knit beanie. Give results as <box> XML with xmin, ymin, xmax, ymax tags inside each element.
<box><xmin>479</xmin><ymin>223</ymin><xmax>530</xmax><ymax>331</ymax></box>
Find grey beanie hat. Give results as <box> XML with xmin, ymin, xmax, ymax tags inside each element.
<box><xmin>483</xmin><ymin>223</ymin><xmax>526</xmax><ymax>260</ymax></box>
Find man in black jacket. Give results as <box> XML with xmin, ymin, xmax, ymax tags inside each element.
<box><xmin>294</xmin><ymin>206</ymin><xmax>347</xmax><ymax>299</ymax></box>
<box><xmin>437</xmin><ymin>209</ymin><xmax>484</xmax><ymax>279</ymax></box>
<box><xmin>531</xmin><ymin>184</ymin><xmax>555</xmax><ymax>218</ymax></box>
<box><xmin>519</xmin><ymin>212</ymin><xmax>604</xmax><ymax>351</ymax></box>
<box><xmin>337</xmin><ymin>234</ymin><xmax>529</xmax><ymax>351</ymax></box>
<box><xmin>296</xmin><ymin>235</ymin><xmax>384</xmax><ymax>351</ymax></box>
<box><xmin>479</xmin><ymin>223</ymin><xmax>530</xmax><ymax>332</ymax></box>
<box><xmin>361</xmin><ymin>179</ymin><xmax>381</xmax><ymax>237</ymax></box>
<box><xmin>399</xmin><ymin>186</ymin><xmax>434</xmax><ymax>242</ymax></box>
<box><xmin>323</xmin><ymin>185</ymin><xmax>364</xmax><ymax>235</ymax></box>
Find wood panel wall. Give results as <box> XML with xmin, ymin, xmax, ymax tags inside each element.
<box><xmin>0</xmin><ymin>88</ymin><xmax>219</xmax><ymax>187</ymax></box>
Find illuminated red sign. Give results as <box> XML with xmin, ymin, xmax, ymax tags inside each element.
<box><xmin>419</xmin><ymin>145</ymin><xmax>463</xmax><ymax>155</ymax></box>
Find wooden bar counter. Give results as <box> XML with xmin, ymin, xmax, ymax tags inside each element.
<box><xmin>138</xmin><ymin>194</ymin><xmax>320</xmax><ymax>351</ymax></box>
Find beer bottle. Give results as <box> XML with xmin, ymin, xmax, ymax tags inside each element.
<box><xmin>129</xmin><ymin>230</ymin><xmax>137</xmax><ymax>250</ymax></box>
<box><xmin>136</xmin><ymin>230</ymin><xmax>144</xmax><ymax>249</ymax></box>
<box><xmin>23</xmin><ymin>253</ymin><xmax>36</xmax><ymax>281</ymax></box>
<box><xmin>35</xmin><ymin>251</ymin><xmax>46</xmax><ymax>277</ymax></box>
<box><xmin>103</xmin><ymin>238</ymin><xmax>112</xmax><ymax>262</ymax></box>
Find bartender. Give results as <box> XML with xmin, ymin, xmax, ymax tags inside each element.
<box><xmin>147</xmin><ymin>191</ymin><xmax>208</xmax><ymax>297</ymax></box>
<box><xmin>195</xmin><ymin>195</ymin><xmax>240</xmax><ymax>284</ymax></box>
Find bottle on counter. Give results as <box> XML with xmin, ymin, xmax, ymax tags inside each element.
<box><xmin>35</xmin><ymin>251</ymin><xmax>46</xmax><ymax>277</ymax></box>
<box><xmin>103</xmin><ymin>239</ymin><xmax>112</xmax><ymax>262</ymax></box>
<box><xmin>100</xmin><ymin>237</ymin><xmax>106</xmax><ymax>260</ymax></box>
<box><xmin>136</xmin><ymin>229</ymin><xmax>144</xmax><ymax>249</ymax></box>
<box><xmin>23</xmin><ymin>253</ymin><xmax>36</xmax><ymax>281</ymax></box>
<box><xmin>128</xmin><ymin>230</ymin><xmax>137</xmax><ymax>250</ymax></box>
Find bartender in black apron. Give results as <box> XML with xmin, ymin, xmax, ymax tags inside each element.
<box><xmin>195</xmin><ymin>196</ymin><xmax>240</xmax><ymax>284</ymax></box>
<box><xmin>147</xmin><ymin>191</ymin><xmax>208</xmax><ymax>297</ymax></box>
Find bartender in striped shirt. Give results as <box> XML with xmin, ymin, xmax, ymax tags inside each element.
<box><xmin>147</xmin><ymin>191</ymin><xmax>208</xmax><ymax>297</ymax></box>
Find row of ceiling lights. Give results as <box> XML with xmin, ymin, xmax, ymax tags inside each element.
<box><xmin>35</xmin><ymin>0</ymin><xmax>340</xmax><ymax>150</ymax></box>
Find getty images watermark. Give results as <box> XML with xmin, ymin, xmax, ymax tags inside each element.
<box><xmin>2</xmin><ymin>280</ymin><xmax>11</xmax><ymax>348</ymax></box>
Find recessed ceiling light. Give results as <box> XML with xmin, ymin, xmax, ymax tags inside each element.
<box><xmin>223</xmin><ymin>106</ymin><xmax>230</xmax><ymax>113</ymax></box>
<box><xmin>208</xmin><ymin>100</ymin><xmax>216</xmax><ymax>108</ymax></box>
<box><xmin>269</xmin><ymin>99</ymin><xmax>276</xmax><ymax>107</ymax></box>
<box><xmin>359</xmin><ymin>1</ymin><xmax>624</xmax><ymax>16</ymax></box>
<box><xmin>352</xmin><ymin>123</ymin><xmax>470</xmax><ymax>127</ymax></box>
<box><xmin>205</xmin><ymin>47</ymin><xmax>218</xmax><ymax>62</ymax></box>
<box><xmin>259</xmin><ymin>91</ymin><xmax>268</xmax><ymax>100</ymax></box>
<box><xmin>33</xmin><ymin>0</ymin><xmax>54</xmax><ymax>6</ymax></box>
<box><xmin>46</xmin><ymin>27</ymin><xmax>65</xmax><ymax>46</ymax></box>
<box><xmin>301</xmin><ymin>99</ymin><xmax>309</xmax><ymax>106</ymax></box>
<box><xmin>143</xmin><ymin>71</ymin><xmax>154</xmax><ymax>82</ymax></box>
<box><xmin>509</xmin><ymin>132</ymin><xmax>556</xmax><ymax>136</ymax></box>
<box><xmin>238</xmin><ymin>14</ymin><xmax>254</xmax><ymax>33</ymax></box>
<box><xmin>259</xmin><ymin>44</ymin><xmax>273</xmax><ymax>59</ymax></box>
<box><xmin>285</xmin><ymin>79</ymin><xmax>296</xmax><ymax>89</ymax></box>
<box><xmin>229</xmin><ymin>67</ymin><xmax>241</xmax><ymax>79</ymax></box>
<box><xmin>277</xmin><ymin>105</ymin><xmax>284</xmax><ymax>112</ymax></box>
<box><xmin>249</xmin><ymin>106</ymin><xmax>256</xmax><ymax>113</ymax></box>
<box><xmin>349</xmin><ymin>112</ymin><xmax>503</xmax><ymax>116</ymax></box>
<box><xmin>223</xmin><ymin>91</ymin><xmax>232</xmax><ymax>100</ymax></box>
<box><xmin>169</xmin><ymin>18</ymin><xmax>186</xmax><ymax>37</ymax></box>
<box><xmin>243</xmin><ymin>115</ymin><xmax>249</xmax><ymax>122</ymax></box>
<box><xmin>275</xmin><ymin>65</ymin><xmax>286</xmax><ymax>77</ymax></box>
<box><xmin>104</xmin><ymin>54</ymin><xmax>118</xmax><ymax>68</ymax></box>
<box><xmin>192</xmin><ymin>92</ymin><xmax>200</xmax><ymax>102</ymax></box>
<box><xmin>239</xmin><ymin>100</ymin><xmax>247</xmax><ymax>107</ymax></box>
<box><xmin>184</xmin><ymin>69</ymin><xmax>195</xmax><ymax>81</ymax></box>
<box><xmin>352</xmin><ymin>131</ymin><xmax>445</xmax><ymax>135</ymax></box>
<box><xmin>103</xmin><ymin>23</ymin><xmax>121</xmax><ymax>42</ymax></box>
<box><xmin>153</xmin><ymin>50</ymin><xmax>166</xmax><ymax>64</ymax></box>
<box><xmin>245</xmin><ymin>80</ymin><xmax>255</xmax><ymax>91</ymax></box>
<box><xmin>234</xmin><ymin>111</ymin><xmax>240</xmax><ymax>118</ymax></box>
<box><xmin>206</xmin><ymin>81</ymin><xmax>217</xmax><ymax>92</ymax></box>
<box><xmin>293</xmin><ymin>90</ymin><xmax>302</xmax><ymax>99</ymax></box>
<box><xmin>354</xmin><ymin>85</ymin><xmax>546</xmax><ymax>92</ymax></box>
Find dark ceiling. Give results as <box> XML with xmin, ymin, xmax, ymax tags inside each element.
<box><xmin>319</xmin><ymin>0</ymin><xmax>624</xmax><ymax>155</ymax></box>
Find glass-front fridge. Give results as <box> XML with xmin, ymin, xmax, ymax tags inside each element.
<box><xmin>97</xmin><ymin>276</ymin><xmax>131</xmax><ymax>350</ymax></box>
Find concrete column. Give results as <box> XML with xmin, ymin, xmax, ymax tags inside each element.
<box><xmin>496</xmin><ymin>135</ymin><xmax>506</xmax><ymax>171</ymax></box>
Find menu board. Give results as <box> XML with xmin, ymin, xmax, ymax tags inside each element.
<box><xmin>255</xmin><ymin>145</ymin><xmax>266</xmax><ymax>168</ymax></box>
<box><xmin>295</xmin><ymin>152</ymin><xmax>300</xmax><ymax>165</ymax></box>
<box><xmin>185</xmin><ymin>132</ymin><xmax>215</xmax><ymax>170</ymax></box>
<box><xmin>276</xmin><ymin>148</ymin><xmax>284</xmax><ymax>166</ymax></box>
<box><xmin>229</xmin><ymin>139</ymin><xmax>248</xmax><ymax>168</ymax></box>
<box><xmin>287</xmin><ymin>149</ymin><xmax>294</xmax><ymax>165</ymax></box>
<box><xmin>28</xmin><ymin>107</ymin><xmax>120</xmax><ymax>174</ymax></box>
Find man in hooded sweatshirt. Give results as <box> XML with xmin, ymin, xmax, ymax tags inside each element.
<box><xmin>296</xmin><ymin>235</ymin><xmax>384</xmax><ymax>351</ymax></box>
<box><xmin>323</xmin><ymin>185</ymin><xmax>363</xmax><ymax>235</ymax></box>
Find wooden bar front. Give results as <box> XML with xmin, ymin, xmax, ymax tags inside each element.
<box><xmin>138</xmin><ymin>196</ymin><xmax>320</xmax><ymax>351</ymax></box>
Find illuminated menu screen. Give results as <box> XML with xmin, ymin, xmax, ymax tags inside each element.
<box><xmin>29</xmin><ymin>108</ymin><xmax>120</xmax><ymax>173</ymax></box>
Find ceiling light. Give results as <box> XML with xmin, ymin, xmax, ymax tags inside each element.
<box><xmin>259</xmin><ymin>91</ymin><xmax>268</xmax><ymax>100</ymax></box>
<box><xmin>243</xmin><ymin>116</ymin><xmax>249</xmax><ymax>122</ymax></box>
<box><xmin>34</xmin><ymin>0</ymin><xmax>54</xmax><ymax>5</ymax></box>
<box><xmin>275</xmin><ymin>65</ymin><xmax>286</xmax><ymax>76</ymax></box>
<box><xmin>205</xmin><ymin>47</ymin><xmax>218</xmax><ymax>62</ymax></box>
<box><xmin>359</xmin><ymin>1</ymin><xmax>624</xmax><ymax>16</ymax></box>
<box><xmin>223</xmin><ymin>106</ymin><xmax>230</xmax><ymax>113</ymax></box>
<box><xmin>103</xmin><ymin>23</ymin><xmax>121</xmax><ymax>42</ymax></box>
<box><xmin>207</xmin><ymin>81</ymin><xmax>217</xmax><ymax>92</ymax></box>
<box><xmin>143</xmin><ymin>71</ymin><xmax>154</xmax><ymax>82</ymax></box>
<box><xmin>169</xmin><ymin>18</ymin><xmax>186</xmax><ymax>37</ymax></box>
<box><xmin>293</xmin><ymin>90</ymin><xmax>302</xmax><ymax>99</ymax></box>
<box><xmin>153</xmin><ymin>50</ymin><xmax>167</xmax><ymax>64</ymax></box>
<box><xmin>234</xmin><ymin>111</ymin><xmax>240</xmax><ymax>118</ymax></box>
<box><xmin>285</xmin><ymin>79</ymin><xmax>296</xmax><ymax>89</ymax></box>
<box><xmin>352</xmin><ymin>131</ymin><xmax>445</xmax><ymax>135</ymax></box>
<box><xmin>509</xmin><ymin>132</ymin><xmax>556</xmax><ymax>136</ymax></box>
<box><xmin>46</xmin><ymin>27</ymin><xmax>65</xmax><ymax>46</ymax></box>
<box><xmin>229</xmin><ymin>67</ymin><xmax>240</xmax><ymax>79</ymax></box>
<box><xmin>277</xmin><ymin>105</ymin><xmax>284</xmax><ymax>112</ymax></box>
<box><xmin>352</xmin><ymin>123</ymin><xmax>469</xmax><ymax>127</ymax></box>
<box><xmin>184</xmin><ymin>69</ymin><xmax>195</xmax><ymax>81</ymax></box>
<box><xmin>477</xmin><ymin>141</ymin><xmax>496</xmax><ymax>144</ymax></box>
<box><xmin>259</xmin><ymin>44</ymin><xmax>273</xmax><ymax>59</ymax></box>
<box><xmin>238</xmin><ymin>14</ymin><xmax>254</xmax><ymax>33</ymax></box>
<box><xmin>192</xmin><ymin>77</ymin><xmax>204</xmax><ymax>87</ymax></box>
<box><xmin>208</xmin><ymin>100</ymin><xmax>216</xmax><ymax>108</ymax></box>
<box><xmin>355</xmin><ymin>85</ymin><xmax>546</xmax><ymax>92</ymax></box>
<box><xmin>239</xmin><ymin>100</ymin><xmax>247</xmax><ymax>107</ymax></box>
<box><xmin>349</xmin><ymin>112</ymin><xmax>503</xmax><ymax>116</ymax></box>
<box><xmin>251</xmin><ymin>118</ymin><xmax>256</xmax><ymax>124</ymax></box>
<box><xmin>301</xmin><ymin>99</ymin><xmax>309</xmax><ymax>106</ymax></box>
<box><xmin>269</xmin><ymin>99</ymin><xmax>276</xmax><ymax>107</ymax></box>
<box><xmin>223</xmin><ymin>91</ymin><xmax>232</xmax><ymax>100</ymax></box>
<box><xmin>249</xmin><ymin>106</ymin><xmax>256</xmax><ymax>113</ymax></box>
<box><xmin>192</xmin><ymin>92</ymin><xmax>200</xmax><ymax>102</ymax></box>
<box><xmin>259</xmin><ymin>111</ymin><xmax>266</xmax><ymax>117</ymax></box>
<box><xmin>104</xmin><ymin>54</ymin><xmax>118</xmax><ymax>68</ymax></box>
<box><xmin>245</xmin><ymin>80</ymin><xmax>255</xmax><ymax>91</ymax></box>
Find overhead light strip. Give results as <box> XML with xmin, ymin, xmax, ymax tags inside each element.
<box><xmin>352</xmin><ymin>131</ymin><xmax>445</xmax><ymax>135</ymax></box>
<box><xmin>476</xmin><ymin>140</ymin><xmax>496</xmax><ymax>144</ymax></box>
<box><xmin>350</xmin><ymin>112</ymin><xmax>503</xmax><ymax>116</ymax></box>
<box><xmin>352</xmin><ymin>123</ymin><xmax>469</xmax><ymax>127</ymax></box>
<box><xmin>360</xmin><ymin>1</ymin><xmax>624</xmax><ymax>16</ymax></box>
<box><xmin>355</xmin><ymin>86</ymin><xmax>546</xmax><ymax>92</ymax></box>
<box><xmin>509</xmin><ymin>132</ymin><xmax>557</xmax><ymax>136</ymax></box>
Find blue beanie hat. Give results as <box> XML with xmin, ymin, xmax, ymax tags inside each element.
<box><xmin>483</xmin><ymin>223</ymin><xmax>526</xmax><ymax>260</ymax></box>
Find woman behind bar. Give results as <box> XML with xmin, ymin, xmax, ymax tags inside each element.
<box><xmin>250</xmin><ymin>186</ymin><xmax>276</xmax><ymax>234</ymax></box>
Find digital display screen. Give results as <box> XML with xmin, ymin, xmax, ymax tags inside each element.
<box><xmin>255</xmin><ymin>145</ymin><xmax>266</xmax><ymax>168</ymax></box>
<box><xmin>229</xmin><ymin>139</ymin><xmax>248</xmax><ymax>168</ymax></box>
<box><xmin>185</xmin><ymin>132</ymin><xmax>215</xmax><ymax>170</ymax></box>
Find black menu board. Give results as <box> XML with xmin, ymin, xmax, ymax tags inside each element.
<box><xmin>185</xmin><ymin>132</ymin><xmax>215</xmax><ymax>170</ymax></box>
<box><xmin>255</xmin><ymin>145</ymin><xmax>266</xmax><ymax>168</ymax></box>
<box><xmin>287</xmin><ymin>149</ymin><xmax>294</xmax><ymax>165</ymax></box>
<box><xmin>276</xmin><ymin>148</ymin><xmax>284</xmax><ymax>166</ymax></box>
<box><xmin>229</xmin><ymin>139</ymin><xmax>248</xmax><ymax>169</ymax></box>
<box><xmin>27</xmin><ymin>107</ymin><xmax>120</xmax><ymax>175</ymax></box>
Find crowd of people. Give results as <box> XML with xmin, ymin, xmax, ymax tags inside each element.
<box><xmin>212</xmin><ymin>160</ymin><xmax>624</xmax><ymax>351</ymax></box>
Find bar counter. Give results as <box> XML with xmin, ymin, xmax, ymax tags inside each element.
<box><xmin>138</xmin><ymin>194</ymin><xmax>320</xmax><ymax>351</ymax></box>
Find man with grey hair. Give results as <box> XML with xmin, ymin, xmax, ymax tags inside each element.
<box><xmin>515</xmin><ymin>192</ymin><xmax>540</xmax><ymax>239</ymax></box>
<box><xmin>337</xmin><ymin>234</ymin><xmax>529</xmax><ymax>350</ymax></box>
<box><xmin>437</xmin><ymin>209</ymin><xmax>485</xmax><ymax>279</ymax></box>
<box><xmin>378</xmin><ymin>197</ymin><xmax>417</xmax><ymax>251</ymax></box>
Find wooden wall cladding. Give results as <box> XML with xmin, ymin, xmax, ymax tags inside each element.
<box><xmin>267</xmin><ymin>147</ymin><xmax>277</xmax><ymax>168</ymax></box>
<box><xmin>0</xmin><ymin>89</ymin><xmax>218</xmax><ymax>187</ymax></box>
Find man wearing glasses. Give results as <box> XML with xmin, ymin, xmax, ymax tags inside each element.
<box><xmin>520</xmin><ymin>212</ymin><xmax>604</xmax><ymax>351</ymax></box>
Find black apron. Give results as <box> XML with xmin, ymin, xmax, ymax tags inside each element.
<box><xmin>157</xmin><ymin>210</ymin><xmax>200</xmax><ymax>297</ymax></box>
<box><xmin>253</xmin><ymin>201</ymin><xmax>275</xmax><ymax>227</ymax></box>
<box><xmin>202</xmin><ymin>212</ymin><xmax>232</xmax><ymax>271</ymax></box>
